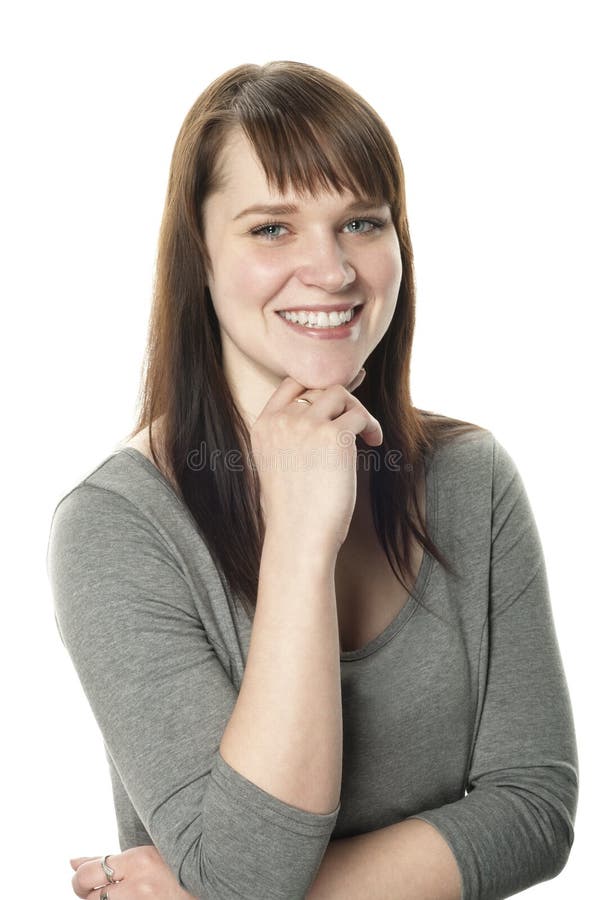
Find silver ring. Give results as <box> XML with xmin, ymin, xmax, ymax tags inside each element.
<box><xmin>100</xmin><ymin>891</ymin><xmax>109</xmax><ymax>900</ymax></box>
<box><xmin>295</xmin><ymin>397</ymin><xmax>312</xmax><ymax>405</ymax></box>
<box><xmin>101</xmin><ymin>855</ymin><xmax>117</xmax><ymax>883</ymax></box>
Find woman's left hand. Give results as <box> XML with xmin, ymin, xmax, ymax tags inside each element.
<box><xmin>69</xmin><ymin>845</ymin><xmax>199</xmax><ymax>899</ymax></box>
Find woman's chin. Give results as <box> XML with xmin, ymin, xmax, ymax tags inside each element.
<box><xmin>282</xmin><ymin>365</ymin><xmax>361</xmax><ymax>392</ymax></box>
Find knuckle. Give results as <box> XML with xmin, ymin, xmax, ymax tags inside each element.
<box><xmin>352</xmin><ymin>407</ymin><xmax>369</xmax><ymax>428</ymax></box>
<box><xmin>334</xmin><ymin>383</ymin><xmax>351</xmax><ymax>400</ymax></box>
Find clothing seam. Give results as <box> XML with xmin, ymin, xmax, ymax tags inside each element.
<box><xmin>213</xmin><ymin>751</ymin><xmax>340</xmax><ymax>834</ymax></box>
<box><xmin>490</xmin><ymin>560</ymin><xmax>544</xmax><ymax>620</ymax></box>
<box><xmin>464</xmin><ymin>611</ymin><xmax>490</xmax><ymax>796</ymax></box>
<box><xmin>462</xmin><ymin>435</ymin><xmax>496</xmax><ymax>796</ymax></box>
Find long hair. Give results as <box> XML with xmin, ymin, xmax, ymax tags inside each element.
<box><xmin>125</xmin><ymin>60</ymin><xmax>484</xmax><ymax>620</ymax></box>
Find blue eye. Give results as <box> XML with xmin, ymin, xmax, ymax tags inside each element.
<box><xmin>249</xmin><ymin>217</ymin><xmax>387</xmax><ymax>241</ymax></box>
<box><xmin>251</xmin><ymin>222</ymin><xmax>286</xmax><ymax>239</ymax></box>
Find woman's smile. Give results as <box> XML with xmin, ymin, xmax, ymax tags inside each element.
<box><xmin>275</xmin><ymin>303</ymin><xmax>365</xmax><ymax>340</ymax></box>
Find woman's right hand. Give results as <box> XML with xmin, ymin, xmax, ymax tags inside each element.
<box><xmin>250</xmin><ymin>368</ymin><xmax>383</xmax><ymax>554</ymax></box>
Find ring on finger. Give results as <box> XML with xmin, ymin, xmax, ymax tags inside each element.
<box><xmin>101</xmin><ymin>856</ymin><xmax>117</xmax><ymax>883</ymax></box>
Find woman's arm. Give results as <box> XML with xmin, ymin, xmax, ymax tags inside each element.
<box><xmin>379</xmin><ymin>437</ymin><xmax>576</xmax><ymax>899</ymax></box>
<box><xmin>219</xmin><ymin>524</ymin><xmax>342</xmax><ymax>814</ymax></box>
<box><xmin>308</xmin><ymin>818</ymin><xmax>461</xmax><ymax>899</ymax></box>
<box><xmin>48</xmin><ymin>485</ymin><xmax>339</xmax><ymax>900</ymax></box>
<box><xmin>69</xmin><ymin>819</ymin><xmax>461</xmax><ymax>900</ymax></box>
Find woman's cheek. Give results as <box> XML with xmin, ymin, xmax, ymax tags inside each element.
<box><xmin>237</xmin><ymin>265</ymin><xmax>291</xmax><ymax>312</ymax></box>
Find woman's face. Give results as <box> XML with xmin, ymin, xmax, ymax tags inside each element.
<box><xmin>202</xmin><ymin>128</ymin><xmax>403</xmax><ymax>423</ymax></box>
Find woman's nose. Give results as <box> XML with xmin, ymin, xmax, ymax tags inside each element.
<box><xmin>294</xmin><ymin>233</ymin><xmax>356</xmax><ymax>291</ymax></box>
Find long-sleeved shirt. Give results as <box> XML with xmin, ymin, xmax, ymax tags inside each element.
<box><xmin>46</xmin><ymin>426</ymin><xmax>578</xmax><ymax>899</ymax></box>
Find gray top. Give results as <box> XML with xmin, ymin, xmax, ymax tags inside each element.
<box><xmin>46</xmin><ymin>428</ymin><xmax>578</xmax><ymax>900</ymax></box>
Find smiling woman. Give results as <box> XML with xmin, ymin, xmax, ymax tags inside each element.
<box><xmin>47</xmin><ymin>59</ymin><xmax>578</xmax><ymax>900</ymax></box>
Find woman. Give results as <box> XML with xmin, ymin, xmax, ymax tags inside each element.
<box><xmin>47</xmin><ymin>60</ymin><xmax>578</xmax><ymax>899</ymax></box>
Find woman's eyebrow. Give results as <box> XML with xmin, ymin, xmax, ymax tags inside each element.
<box><xmin>233</xmin><ymin>199</ymin><xmax>384</xmax><ymax>221</ymax></box>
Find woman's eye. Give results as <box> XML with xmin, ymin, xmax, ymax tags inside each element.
<box><xmin>344</xmin><ymin>219</ymin><xmax>383</xmax><ymax>234</ymax></box>
<box><xmin>249</xmin><ymin>218</ymin><xmax>387</xmax><ymax>241</ymax></box>
<box><xmin>251</xmin><ymin>222</ymin><xmax>287</xmax><ymax>239</ymax></box>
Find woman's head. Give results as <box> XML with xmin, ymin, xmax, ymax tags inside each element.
<box><xmin>202</xmin><ymin>126</ymin><xmax>402</xmax><ymax>419</ymax></box>
<box><xmin>152</xmin><ymin>60</ymin><xmax>416</xmax><ymax>424</ymax></box>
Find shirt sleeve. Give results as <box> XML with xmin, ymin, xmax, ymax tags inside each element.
<box><xmin>406</xmin><ymin>435</ymin><xmax>579</xmax><ymax>900</ymax></box>
<box><xmin>104</xmin><ymin>741</ymin><xmax>155</xmax><ymax>850</ymax></box>
<box><xmin>47</xmin><ymin>484</ymin><xmax>339</xmax><ymax>900</ymax></box>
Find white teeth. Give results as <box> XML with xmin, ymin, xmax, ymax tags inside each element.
<box><xmin>279</xmin><ymin>308</ymin><xmax>356</xmax><ymax>328</ymax></box>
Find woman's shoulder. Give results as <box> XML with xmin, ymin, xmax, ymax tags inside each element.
<box><xmin>422</xmin><ymin>413</ymin><xmax>495</xmax><ymax>474</ymax></box>
<box><xmin>424</xmin><ymin>420</ymin><xmax>533</xmax><ymax>532</ymax></box>
<box><xmin>420</xmin><ymin>417</ymin><xmax>532</xmax><ymax>525</ymax></box>
<box><xmin>46</xmin><ymin>438</ymin><xmax>212</xmax><ymax>615</ymax></box>
<box><xmin>48</xmin><ymin>429</ymin><xmax>181</xmax><ymax>552</ymax></box>
<box><xmin>428</xmin><ymin>420</ymin><xmax>524</xmax><ymax>482</ymax></box>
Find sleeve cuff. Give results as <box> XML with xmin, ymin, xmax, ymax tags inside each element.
<box><xmin>211</xmin><ymin>749</ymin><xmax>341</xmax><ymax>835</ymax></box>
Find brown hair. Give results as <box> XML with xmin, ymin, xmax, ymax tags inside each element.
<box><xmin>125</xmin><ymin>60</ymin><xmax>485</xmax><ymax>620</ymax></box>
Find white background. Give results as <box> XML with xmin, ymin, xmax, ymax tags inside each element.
<box><xmin>2</xmin><ymin>0</ymin><xmax>595</xmax><ymax>896</ymax></box>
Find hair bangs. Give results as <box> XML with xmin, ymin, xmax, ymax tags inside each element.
<box><xmin>233</xmin><ymin>78</ymin><xmax>397</xmax><ymax>209</ymax></box>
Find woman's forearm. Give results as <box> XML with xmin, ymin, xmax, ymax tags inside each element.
<box><xmin>307</xmin><ymin>818</ymin><xmax>462</xmax><ymax>899</ymax></box>
<box><xmin>219</xmin><ymin>525</ymin><xmax>343</xmax><ymax>815</ymax></box>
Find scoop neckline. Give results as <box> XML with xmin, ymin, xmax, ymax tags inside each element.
<box><xmin>118</xmin><ymin>444</ymin><xmax>437</xmax><ymax>662</ymax></box>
